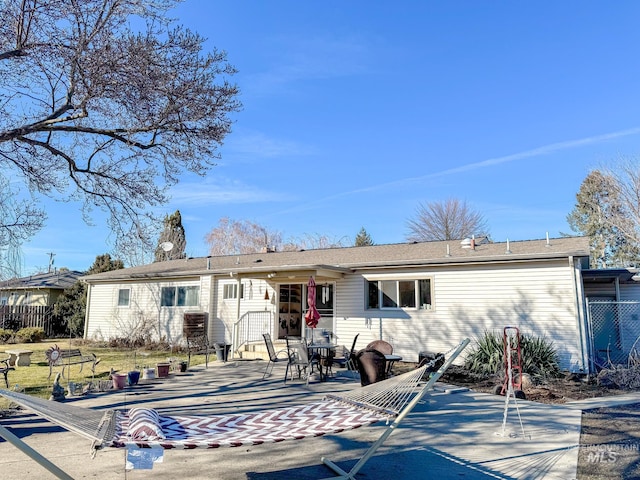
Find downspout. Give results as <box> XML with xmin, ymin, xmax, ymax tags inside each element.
<box><xmin>232</xmin><ymin>276</ymin><xmax>241</xmax><ymax>358</ymax></box>
<box><xmin>569</xmin><ymin>256</ymin><xmax>588</xmax><ymax>374</ymax></box>
<box><xmin>83</xmin><ymin>282</ymin><xmax>91</xmax><ymax>340</ymax></box>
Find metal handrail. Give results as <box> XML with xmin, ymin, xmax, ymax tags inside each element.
<box><xmin>232</xmin><ymin>311</ymin><xmax>273</xmax><ymax>355</ymax></box>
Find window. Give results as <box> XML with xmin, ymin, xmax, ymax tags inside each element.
<box><xmin>223</xmin><ymin>283</ymin><xmax>244</xmax><ymax>300</ymax></box>
<box><xmin>117</xmin><ymin>288</ymin><xmax>130</xmax><ymax>307</ymax></box>
<box><xmin>160</xmin><ymin>286</ymin><xmax>200</xmax><ymax>307</ymax></box>
<box><xmin>366</xmin><ymin>279</ymin><xmax>432</xmax><ymax>310</ymax></box>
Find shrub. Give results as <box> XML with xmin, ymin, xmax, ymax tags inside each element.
<box><xmin>464</xmin><ymin>331</ymin><xmax>503</xmax><ymax>375</ymax></box>
<box><xmin>0</xmin><ymin>328</ymin><xmax>13</xmax><ymax>343</ymax></box>
<box><xmin>15</xmin><ymin>327</ymin><xmax>46</xmax><ymax>343</ymax></box>
<box><xmin>519</xmin><ymin>333</ymin><xmax>561</xmax><ymax>378</ymax></box>
<box><xmin>465</xmin><ymin>330</ymin><xmax>561</xmax><ymax>379</ymax></box>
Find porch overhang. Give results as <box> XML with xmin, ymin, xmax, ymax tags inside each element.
<box><xmin>223</xmin><ymin>264</ymin><xmax>349</xmax><ymax>282</ymax></box>
<box><xmin>582</xmin><ymin>268</ymin><xmax>638</xmax><ymax>284</ymax></box>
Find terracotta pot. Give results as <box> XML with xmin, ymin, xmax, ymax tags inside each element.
<box><xmin>112</xmin><ymin>373</ymin><xmax>127</xmax><ymax>390</ymax></box>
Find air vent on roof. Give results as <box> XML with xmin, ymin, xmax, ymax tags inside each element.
<box><xmin>461</xmin><ymin>237</ymin><xmax>475</xmax><ymax>250</ymax></box>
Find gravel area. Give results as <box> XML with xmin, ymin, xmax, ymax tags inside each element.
<box><xmin>577</xmin><ymin>402</ymin><xmax>640</xmax><ymax>480</ymax></box>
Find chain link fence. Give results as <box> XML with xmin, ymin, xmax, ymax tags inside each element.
<box><xmin>587</xmin><ymin>301</ymin><xmax>640</xmax><ymax>370</ymax></box>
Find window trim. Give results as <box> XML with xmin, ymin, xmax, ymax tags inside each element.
<box><xmin>223</xmin><ymin>282</ymin><xmax>244</xmax><ymax>300</ymax></box>
<box><xmin>117</xmin><ymin>288</ymin><xmax>130</xmax><ymax>307</ymax></box>
<box><xmin>365</xmin><ymin>278</ymin><xmax>433</xmax><ymax>311</ymax></box>
<box><xmin>160</xmin><ymin>286</ymin><xmax>200</xmax><ymax>307</ymax></box>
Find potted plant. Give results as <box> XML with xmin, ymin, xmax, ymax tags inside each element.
<box><xmin>127</xmin><ymin>351</ymin><xmax>141</xmax><ymax>386</ymax></box>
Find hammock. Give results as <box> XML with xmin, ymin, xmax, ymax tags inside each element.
<box><xmin>0</xmin><ymin>338</ymin><xmax>469</xmax><ymax>479</ymax></box>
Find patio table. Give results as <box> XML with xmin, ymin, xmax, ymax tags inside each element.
<box><xmin>384</xmin><ymin>354</ymin><xmax>402</xmax><ymax>376</ymax></box>
<box><xmin>307</xmin><ymin>343</ymin><xmax>337</xmax><ymax>382</ymax></box>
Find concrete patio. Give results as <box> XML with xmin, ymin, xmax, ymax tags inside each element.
<box><xmin>0</xmin><ymin>359</ymin><xmax>585</xmax><ymax>479</ymax></box>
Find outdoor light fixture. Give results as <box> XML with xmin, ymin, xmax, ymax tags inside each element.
<box><xmin>267</xmin><ymin>272</ymin><xmax>276</xmax><ymax>279</ymax></box>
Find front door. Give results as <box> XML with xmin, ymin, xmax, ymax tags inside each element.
<box><xmin>277</xmin><ymin>284</ymin><xmax>302</xmax><ymax>339</ymax></box>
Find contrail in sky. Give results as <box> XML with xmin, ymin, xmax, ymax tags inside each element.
<box><xmin>270</xmin><ymin>126</ymin><xmax>640</xmax><ymax>216</ymax></box>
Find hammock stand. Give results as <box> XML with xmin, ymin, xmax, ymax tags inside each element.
<box><xmin>0</xmin><ymin>338</ymin><xmax>469</xmax><ymax>480</ymax></box>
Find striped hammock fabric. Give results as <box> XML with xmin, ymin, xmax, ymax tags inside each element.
<box><xmin>0</xmin><ymin>341</ymin><xmax>465</xmax><ymax>452</ymax></box>
<box><xmin>110</xmin><ymin>400</ymin><xmax>392</xmax><ymax>449</ymax></box>
<box><xmin>0</xmin><ymin>362</ymin><xmax>425</xmax><ymax>450</ymax></box>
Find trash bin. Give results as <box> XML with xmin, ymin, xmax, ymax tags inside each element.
<box><xmin>215</xmin><ymin>343</ymin><xmax>232</xmax><ymax>362</ymax></box>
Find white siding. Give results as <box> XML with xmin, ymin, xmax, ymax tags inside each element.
<box><xmin>85</xmin><ymin>258</ymin><xmax>587</xmax><ymax>371</ymax></box>
<box><xmin>86</xmin><ymin>277</ymin><xmax>203</xmax><ymax>344</ymax></box>
<box><xmin>334</xmin><ymin>260</ymin><xmax>584</xmax><ymax>371</ymax></box>
<box><xmin>209</xmin><ymin>277</ymin><xmax>276</xmax><ymax>344</ymax></box>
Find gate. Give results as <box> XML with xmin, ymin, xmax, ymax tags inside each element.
<box><xmin>587</xmin><ymin>301</ymin><xmax>640</xmax><ymax>370</ymax></box>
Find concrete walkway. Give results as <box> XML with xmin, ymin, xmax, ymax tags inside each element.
<box><xmin>0</xmin><ymin>360</ymin><xmax>590</xmax><ymax>479</ymax></box>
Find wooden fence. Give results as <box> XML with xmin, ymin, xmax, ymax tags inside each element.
<box><xmin>0</xmin><ymin>305</ymin><xmax>57</xmax><ymax>337</ymax></box>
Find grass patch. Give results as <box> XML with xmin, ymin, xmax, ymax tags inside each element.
<box><xmin>0</xmin><ymin>339</ymin><xmax>207</xmax><ymax>404</ymax></box>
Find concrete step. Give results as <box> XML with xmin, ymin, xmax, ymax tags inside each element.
<box><xmin>237</xmin><ymin>340</ymin><xmax>287</xmax><ymax>361</ymax></box>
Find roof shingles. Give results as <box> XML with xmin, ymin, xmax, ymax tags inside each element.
<box><xmin>82</xmin><ymin>237</ymin><xmax>590</xmax><ymax>283</ymax></box>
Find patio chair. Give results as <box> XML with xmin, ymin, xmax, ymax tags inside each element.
<box><xmin>186</xmin><ymin>334</ymin><xmax>211</xmax><ymax>368</ymax></box>
<box><xmin>284</xmin><ymin>336</ymin><xmax>318</xmax><ymax>384</ymax></box>
<box><xmin>356</xmin><ymin>348</ymin><xmax>387</xmax><ymax>386</ymax></box>
<box><xmin>346</xmin><ymin>333</ymin><xmax>360</xmax><ymax>373</ymax></box>
<box><xmin>330</xmin><ymin>334</ymin><xmax>360</xmax><ymax>378</ymax></box>
<box><xmin>366</xmin><ymin>339</ymin><xmax>393</xmax><ymax>355</ymax></box>
<box><xmin>262</xmin><ymin>333</ymin><xmax>288</xmax><ymax>379</ymax></box>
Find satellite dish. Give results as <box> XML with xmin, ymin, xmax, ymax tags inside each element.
<box><xmin>160</xmin><ymin>242</ymin><xmax>174</xmax><ymax>252</ymax></box>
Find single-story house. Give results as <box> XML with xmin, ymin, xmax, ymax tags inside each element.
<box><xmin>80</xmin><ymin>235</ymin><xmax>640</xmax><ymax>373</ymax></box>
<box><xmin>0</xmin><ymin>270</ymin><xmax>83</xmax><ymax>306</ymax></box>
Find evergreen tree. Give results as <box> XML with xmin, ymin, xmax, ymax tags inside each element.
<box><xmin>567</xmin><ymin>169</ymin><xmax>639</xmax><ymax>268</ymax></box>
<box><xmin>155</xmin><ymin>210</ymin><xmax>187</xmax><ymax>261</ymax></box>
<box><xmin>354</xmin><ymin>227</ymin><xmax>374</xmax><ymax>246</ymax></box>
<box><xmin>54</xmin><ymin>254</ymin><xmax>124</xmax><ymax>336</ymax></box>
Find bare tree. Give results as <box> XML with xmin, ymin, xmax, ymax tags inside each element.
<box><xmin>0</xmin><ymin>173</ymin><xmax>46</xmax><ymax>278</ymax></box>
<box><xmin>205</xmin><ymin>218</ymin><xmax>283</xmax><ymax>256</ymax></box>
<box><xmin>406</xmin><ymin>198</ymin><xmax>489</xmax><ymax>242</ymax></box>
<box><xmin>281</xmin><ymin>233</ymin><xmax>349</xmax><ymax>251</ymax></box>
<box><xmin>0</xmin><ymin>0</ymin><xmax>240</xmax><ymax>246</ymax></box>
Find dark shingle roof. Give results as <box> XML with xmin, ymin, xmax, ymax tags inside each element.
<box><xmin>1</xmin><ymin>270</ymin><xmax>83</xmax><ymax>290</ymax></box>
<box><xmin>82</xmin><ymin>236</ymin><xmax>590</xmax><ymax>283</ymax></box>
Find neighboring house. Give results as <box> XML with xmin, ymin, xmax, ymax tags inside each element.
<box><xmin>82</xmin><ymin>236</ymin><xmax>619</xmax><ymax>372</ymax></box>
<box><xmin>0</xmin><ymin>270</ymin><xmax>83</xmax><ymax>306</ymax></box>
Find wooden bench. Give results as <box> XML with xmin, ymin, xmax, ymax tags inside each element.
<box><xmin>48</xmin><ymin>348</ymin><xmax>100</xmax><ymax>379</ymax></box>
<box><xmin>0</xmin><ymin>357</ymin><xmax>14</xmax><ymax>388</ymax></box>
<box><xmin>186</xmin><ymin>334</ymin><xmax>211</xmax><ymax>368</ymax></box>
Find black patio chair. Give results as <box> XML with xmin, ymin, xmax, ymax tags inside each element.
<box><xmin>262</xmin><ymin>333</ymin><xmax>288</xmax><ymax>379</ymax></box>
<box><xmin>356</xmin><ymin>348</ymin><xmax>387</xmax><ymax>386</ymax></box>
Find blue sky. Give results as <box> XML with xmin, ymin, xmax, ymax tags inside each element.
<box><xmin>18</xmin><ymin>1</ymin><xmax>640</xmax><ymax>273</ymax></box>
